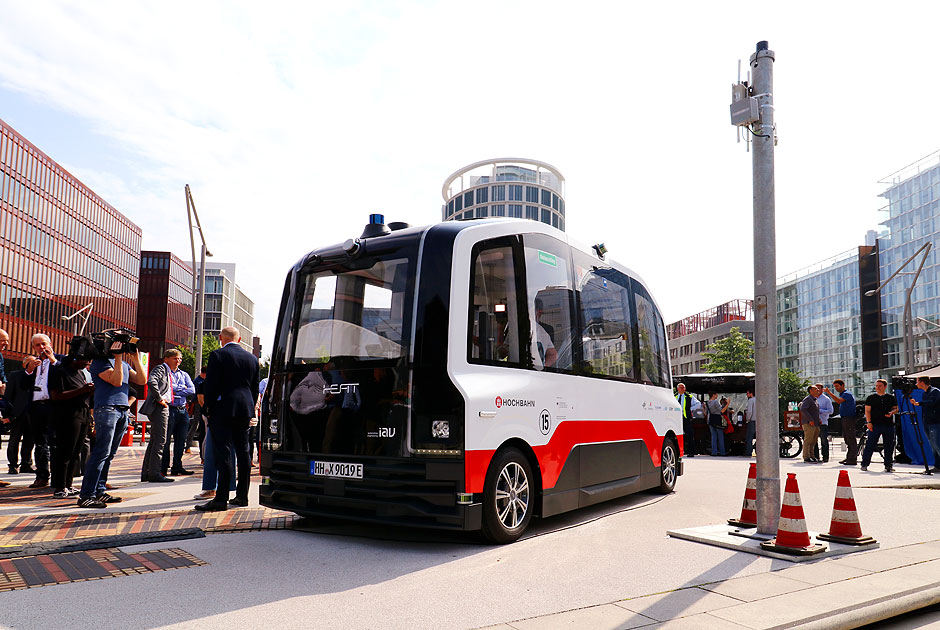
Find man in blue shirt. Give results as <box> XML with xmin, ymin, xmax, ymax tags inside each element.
<box><xmin>911</xmin><ymin>376</ymin><xmax>940</xmax><ymax>473</ymax></box>
<box><xmin>824</xmin><ymin>380</ymin><xmax>858</xmax><ymax>466</ymax></box>
<box><xmin>160</xmin><ymin>349</ymin><xmax>196</xmax><ymax>476</ymax></box>
<box><xmin>78</xmin><ymin>346</ymin><xmax>146</xmax><ymax>508</ymax></box>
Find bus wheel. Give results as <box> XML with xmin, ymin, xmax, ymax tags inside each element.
<box><xmin>482</xmin><ymin>448</ymin><xmax>533</xmax><ymax>544</ymax></box>
<box><xmin>657</xmin><ymin>438</ymin><xmax>678</xmax><ymax>493</ymax></box>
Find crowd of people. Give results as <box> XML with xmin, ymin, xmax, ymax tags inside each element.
<box><xmin>0</xmin><ymin>325</ymin><xmax>264</xmax><ymax>511</ymax></box>
<box><xmin>674</xmin><ymin>376</ymin><xmax>940</xmax><ymax>471</ymax></box>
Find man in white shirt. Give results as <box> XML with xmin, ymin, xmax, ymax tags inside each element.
<box><xmin>815</xmin><ymin>382</ymin><xmax>834</xmax><ymax>462</ymax></box>
<box><xmin>23</xmin><ymin>334</ymin><xmax>64</xmax><ymax>488</ymax></box>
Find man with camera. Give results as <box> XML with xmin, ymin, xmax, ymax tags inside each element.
<box><xmin>910</xmin><ymin>376</ymin><xmax>940</xmax><ymax>472</ymax></box>
<box><xmin>77</xmin><ymin>334</ymin><xmax>146</xmax><ymax>508</ymax></box>
<box><xmin>861</xmin><ymin>378</ymin><xmax>899</xmax><ymax>473</ymax></box>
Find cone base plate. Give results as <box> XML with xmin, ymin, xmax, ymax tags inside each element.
<box><xmin>760</xmin><ymin>539</ymin><xmax>827</xmax><ymax>556</ymax></box>
<box><xmin>816</xmin><ymin>533</ymin><xmax>877</xmax><ymax>546</ymax></box>
<box><xmin>727</xmin><ymin>518</ymin><xmax>758</xmax><ymax>528</ymax></box>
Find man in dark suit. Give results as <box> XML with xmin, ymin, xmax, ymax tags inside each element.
<box><xmin>22</xmin><ymin>334</ymin><xmax>67</xmax><ymax>488</ymax></box>
<box><xmin>195</xmin><ymin>326</ymin><xmax>259</xmax><ymax>511</ymax></box>
<box><xmin>4</xmin><ymin>369</ymin><xmax>36</xmax><ymax>475</ymax></box>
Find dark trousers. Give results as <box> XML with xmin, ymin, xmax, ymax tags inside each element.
<box><xmin>841</xmin><ymin>416</ymin><xmax>859</xmax><ymax>463</ymax></box>
<box><xmin>682</xmin><ymin>417</ymin><xmax>695</xmax><ymax>456</ymax></box>
<box><xmin>51</xmin><ymin>412</ymin><xmax>89</xmax><ymax>490</ymax></box>
<box><xmin>162</xmin><ymin>407</ymin><xmax>190</xmax><ymax>473</ymax></box>
<box><xmin>28</xmin><ymin>401</ymin><xmax>55</xmax><ymax>481</ymax></box>
<box><xmin>862</xmin><ymin>423</ymin><xmax>896</xmax><ymax>469</ymax></box>
<box><xmin>6</xmin><ymin>414</ymin><xmax>34</xmax><ymax>470</ymax></box>
<box><xmin>814</xmin><ymin>424</ymin><xmax>829</xmax><ymax>461</ymax></box>
<box><xmin>209</xmin><ymin>416</ymin><xmax>251</xmax><ymax>503</ymax></box>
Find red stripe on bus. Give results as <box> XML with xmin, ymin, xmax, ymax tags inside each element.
<box><xmin>465</xmin><ymin>420</ymin><xmax>667</xmax><ymax>493</ymax></box>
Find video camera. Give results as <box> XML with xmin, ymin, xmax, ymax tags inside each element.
<box><xmin>892</xmin><ymin>375</ymin><xmax>918</xmax><ymax>397</ymax></box>
<box><xmin>68</xmin><ymin>328</ymin><xmax>139</xmax><ymax>361</ymax></box>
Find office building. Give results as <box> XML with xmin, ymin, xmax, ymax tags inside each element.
<box><xmin>442</xmin><ymin>158</ymin><xmax>566</xmax><ymax>231</ymax></box>
<box><xmin>136</xmin><ymin>251</ymin><xmax>194</xmax><ymax>358</ymax></box>
<box><xmin>197</xmin><ymin>262</ymin><xmax>257</xmax><ymax>356</ymax></box>
<box><xmin>667</xmin><ymin>300</ymin><xmax>754</xmax><ymax>376</ymax></box>
<box><xmin>0</xmin><ymin>117</ymin><xmax>141</xmax><ymax>363</ymax></box>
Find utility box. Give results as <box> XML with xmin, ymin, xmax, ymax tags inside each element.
<box><xmin>730</xmin><ymin>96</ymin><xmax>759</xmax><ymax>126</ymax></box>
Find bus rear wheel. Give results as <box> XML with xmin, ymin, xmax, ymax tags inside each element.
<box><xmin>481</xmin><ymin>448</ymin><xmax>534</xmax><ymax>544</ymax></box>
<box><xmin>657</xmin><ymin>438</ymin><xmax>678</xmax><ymax>494</ymax></box>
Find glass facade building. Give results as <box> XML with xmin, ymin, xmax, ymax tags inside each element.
<box><xmin>441</xmin><ymin>158</ymin><xmax>566</xmax><ymax>231</ymax></box>
<box><xmin>198</xmin><ymin>262</ymin><xmax>257</xmax><ymax>356</ymax></box>
<box><xmin>0</xmin><ymin>117</ymin><xmax>141</xmax><ymax>363</ymax></box>
<box><xmin>136</xmin><ymin>251</ymin><xmax>193</xmax><ymax>358</ymax></box>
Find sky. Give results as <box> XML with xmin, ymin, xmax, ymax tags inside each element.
<box><xmin>2</xmin><ymin>1</ymin><xmax>940</xmax><ymax>353</ymax></box>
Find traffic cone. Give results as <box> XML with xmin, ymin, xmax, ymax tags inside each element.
<box><xmin>728</xmin><ymin>463</ymin><xmax>758</xmax><ymax>528</ymax></box>
<box><xmin>760</xmin><ymin>473</ymin><xmax>826</xmax><ymax>556</ymax></box>
<box><xmin>816</xmin><ymin>470</ymin><xmax>877</xmax><ymax>546</ymax></box>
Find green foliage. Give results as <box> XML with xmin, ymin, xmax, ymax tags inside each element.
<box><xmin>259</xmin><ymin>355</ymin><xmax>271</xmax><ymax>379</ymax></box>
<box><xmin>702</xmin><ymin>327</ymin><xmax>755</xmax><ymax>373</ymax></box>
<box><xmin>177</xmin><ymin>334</ymin><xmax>221</xmax><ymax>378</ymax></box>
<box><xmin>778</xmin><ymin>367</ymin><xmax>810</xmax><ymax>417</ymax></box>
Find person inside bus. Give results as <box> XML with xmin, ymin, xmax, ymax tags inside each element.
<box><xmin>706</xmin><ymin>392</ymin><xmax>729</xmax><ymax>456</ymax></box>
<box><xmin>531</xmin><ymin>297</ymin><xmax>557</xmax><ymax>370</ymax></box>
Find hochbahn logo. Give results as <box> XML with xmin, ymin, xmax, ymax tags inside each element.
<box><xmin>495</xmin><ymin>396</ymin><xmax>535</xmax><ymax>409</ymax></box>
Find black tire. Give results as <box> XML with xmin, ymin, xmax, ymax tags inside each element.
<box><xmin>780</xmin><ymin>433</ymin><xmax>803</xmax><ymax>459</ymax></box>
<box><xmin>656</xmin><ymin>438</ymin><xmax>678</xmax><ymax>494</ymax></box>
<box><xmin>481</xmin><ymin>448</ymin><xmax>534</xmax><ymax>544</ymax></box>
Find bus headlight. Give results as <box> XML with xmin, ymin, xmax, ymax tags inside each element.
<box><xmin>431</xmin><ymin>420</ymin><xmax>450</xmax><ymax>439</ymax></box>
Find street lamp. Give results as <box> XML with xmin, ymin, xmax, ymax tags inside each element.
<box><xmin>185</xmin><ymin>185</ymin><xmax>212</xmax><ymax>373</ymax></box>
<box><xmin>864</xmin><ymin>242</ymin><xmax>933</xmax><ymax>373</ymax></box>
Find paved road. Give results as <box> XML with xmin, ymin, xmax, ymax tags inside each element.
<box><xmin>1</xmin><ymin>451</ymin><xmax>938</xmax><ymax>629</ymax></box>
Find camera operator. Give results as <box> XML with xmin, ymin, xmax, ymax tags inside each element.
<box><xmin>48</xmin><ymin>357</ymin><xmax>94</xmax><ymax>498</ymax></box>
<box><xmin>861</xmin><ymin>378</ymin><xmax>899</xmax><ymax>473</ymax></box>
<box><xmin>910</xmin><ymin>376</ymin><xmax>940</xmax><ymax>472</ymax></box>
<box><xmin>77</xmin><ymin>339</ymin><xmax>146</xmax><ymax>509</ymax></box>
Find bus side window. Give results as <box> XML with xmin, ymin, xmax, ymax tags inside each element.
<box><xmin>468</xmin><ymin>242</ymin><xmax>523</xmax><ymax>366</ymax></box>
<box><xmin>634</xmin><ymin>287</ymin><xmax>670</xmax><ymax>388</ymax></box>
<box><xmin>522</xmin><ymin>235</ymin><xmax>574</xmax><ymax>372</ymax></box>
<box><xmin>577</xmin><ymin>269</ymin><xmax>635</xmax><ymax>380</ymax></box>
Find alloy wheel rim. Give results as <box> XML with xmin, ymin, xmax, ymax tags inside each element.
<box><xmin>662</xmin><ymin>445</ymin><xmax>676</xmax><ymax>487</ymax></box>
<box><xmin>494</xmin><ymin>462</ymin><xmax>529</xmax><ymax>529</ymax></box>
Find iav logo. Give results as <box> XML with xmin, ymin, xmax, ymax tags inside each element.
<box><xmin>379</xmin><ymin>427</ymin><xmax>396</xmax><ymax>438</ymax></box>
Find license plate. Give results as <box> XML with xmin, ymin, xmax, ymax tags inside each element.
<box><xmin>310</xmin><ymin>460</ymin><xmax>363</xmax><ymax>479</ymax></box>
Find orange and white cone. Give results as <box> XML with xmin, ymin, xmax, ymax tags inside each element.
<box><xmin>728</xmin><ymin>463</ymin><xmax>758</xmax><ymax>528</ymax></box>
<box><xmin>760</xmin><ymin>473</ymin><xmax>826</xmax><ymax>556</ymax></box>
<box><xmin>817</xmin><ymin>470</ymin><xmax>876</xmax><ymax>546</ymax></box>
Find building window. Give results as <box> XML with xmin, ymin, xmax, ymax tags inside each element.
<box><xmin>552</xmin><ymin>194</ymin><xmax>559</xmax><ymax>211</ymax></box>
<box><xmin>541</xmin><ymin>209</ymin><xmax>551</xmax><ymax>225</ymax></box>
<box><xmin>448</xmin><ymin>200</ymin><xmax>454</xmax><ymax>215</ymax></box>
<box><xmin>455</xmin><ymin>196</ymin><xmax>463</xmax><ymax>212</ymax></box>
<box><xmin>476</xmin><ymin>188</ymin><xmax>488</xmax><ymax>204</ymax></box>
<box><xmin>464</xmin><ymin>191</ymin><xmax>473</xmax><ymax>209</ymax></box>
<box><xmin>509</xmin><ymin>204</ymin><xmax>523</xmax><ymax>218</ymax></box>
<box><xmin>476</xmin><ymin>206</ymin><xmax>488</xmax><ymax>218</ymax></box>
<box><xmin>492</xmin><ymin>204</ymin><xmax>506</xmax><ymax>217</ymax></box>
<box><xmin>526</xmin><ymin>186</ymin><xmax>539</xmax><ymax>203</ymax></box>
<box><xmin>526</xmin><ymin>206</ymin><xmax>539</xmax><ymax>220</ymax></box>
<box><xmin>509</xmin><ymin>185</ymin><xmax>523</xmax><ymax>201</ymax></box>
<box><xmin>491</xmin><ymin>185</ymin><xmax>506</xmax><ymax>201</ymax></box>
<box><xmin>552</xmin><ymin>213</ymin><xmax>559</xmax><ymax>228</ymax></box>
<box><xmin>541</xmin><ymin>189</ymin><xmax>551</xmax><ymax>207</ymax></box>
<box><xmin>558</xmin><ymin>218</ymin><xmax>565</xmax><ymax>231</ymax></box>
<box><xmin>559</xmin><ymin>199</ymin><xmax>565</xmax><ymax>216</ymax></box>
<box><xmin>463</xmin><ymin>210</ymin><xmax>473</xmax><ymax>220</ymax></box>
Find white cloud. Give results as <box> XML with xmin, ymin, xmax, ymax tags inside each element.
<box><xmin>2</xmin><ymin>0</ymin><xmax>940</xmax><ymax>349</ymax></box>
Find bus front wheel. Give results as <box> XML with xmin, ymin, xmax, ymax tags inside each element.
<box><xmin>657</xmin><ymin>438</ymin><xmax>678</xmax><ymax>494</ymax></box>
<box><xmin>481</xmin><ymin>448</ymin><xmax>534</xmax><ymax>544</ymax></box>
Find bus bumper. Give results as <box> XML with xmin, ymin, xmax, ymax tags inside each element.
<box><xmin>259</xmin><ymin>451</ymin><xmax>482</xmax><ymax>531</ymax></box>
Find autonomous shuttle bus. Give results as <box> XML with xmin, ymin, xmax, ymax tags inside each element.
<box><xmin>259</xmin><ymin>215</ymin><xmax>683</xmax><ymax>543</ymax></box>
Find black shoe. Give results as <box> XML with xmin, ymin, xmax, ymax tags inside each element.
<box><xmin>171</xmin><ymin>469</ymin><xmax>195</xmax><ymax>476</ymax></box>
<box><xmin>7</xmin><ymin>467</ymin><xmax>17</xmax><ymax>475</ymax></box>
<box><xmin>146</xmin><ymin>476</ymin><xmax>176</xmax><ymax>483</ymax></box>
<box><xmin>822</xmin><ymin>458</ymin><xmax>829</xmax><ymax>463</ymax></box>
<box><xmin>228</xmin><ymin>497</ymin><xmax>248</xmax><ymax>507</ymax></box>
<box><xmin>20</xmin><ymin>465</ymin><xmax>35</xmax><ymax>475</ymax></box>
<box><xmin>194</xmin><ymin>501</ymin><xmax>228</xmax><ymax>512</ymax></box>
<box><xmin>884</xmin><ymin>467</ymin><xmax>895</xmax><ymax>473</ymax></box>
<box><xmin>96</xmin><ymin>492</ymin><xmax>123</xmax><ymax>503</ymax></box>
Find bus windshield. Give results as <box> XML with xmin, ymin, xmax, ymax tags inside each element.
<box><xmin>293</xmin><ymin>255</ymin><xmax>412</xmax><ymax>365</ymax></box>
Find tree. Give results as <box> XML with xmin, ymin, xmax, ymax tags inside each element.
<box><xmin>259</xmin><ymin>355</ymin><xmax>271</xmax><ymax>379</ymax></box>
<box><xmin>778</xmin><ymin>367</ymin><xmax>810</xmax><ymax>418</ymax></box>
<box><xmin>702</xmin><ymin>327</ymin><xmax>755</xmax><ymax>373</ymax></box>
<box><xmin>177</xmin><ymin>334</ymin><xmax>221</xmax><ymax>378</ymax></box>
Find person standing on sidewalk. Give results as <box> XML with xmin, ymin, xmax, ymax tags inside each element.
<box><xmin>910</xmin><ymin>376</ymin><xmax>940</xmax><ymax>472</ymax></box>
<box><xmin>675</xmin><ymin>382</ymin><xmax>697</xmax><ymax>458</ymax></box>
<box><xmin>48</xmin><ymin>357</ymin><xmax>94</xmax><ymax>498</ymax></box>
<box><xmin>824</xmin><ymin>380</ymin><xmax>858</xmax><ymax>466</ymax></box>
<box><xmin>814</xmin><ymin>382</ymin><xmax>833</xmax><ymax>463</ymax></box>
<box><xmin>23</xmin><ymin>334</ymin><xmax>66</xmax><ymax>488</ymax></box>
<box><xmin>800</xmin><ymin>385</ymin><xmax>822</xmax><ymax>463</ymax></box>
<box><xmin>160</xmin><ymin>350</ymin><xmax>195</xmax><ymax>476</ymax></box>
<box><xmin>861</xmin><ymin>379</ymin><xmax>899</xmax><ymax>473</ymax></box>
<box><xmin>139</xmin><ymin>350</ymin><xmax>176</xmax><ymax>483</ymax></box>
<box><xmin>78</xmin><ymin>346</ymin><xmax>146</xmax><ymax>508</ymax></box>
<box><xmin>744</xmin><ymin>389</ymin><xmax>756</xmax><ymax>457</ymax></box>
<box><xmin>706</xmin><ymin>392</ymin><xmax>728</xmax><ymax>457</ymax></box>
<box><xmin>4</xmin><ymin>369</ymin><xmax>35</xmax><ymax>476</ymax></box>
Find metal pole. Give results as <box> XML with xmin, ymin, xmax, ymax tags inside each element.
<box><xmin>904</xmin><ymin>242</ymin><xmax>933</xmax><ymax>372</ymax></box>
<box><xmin>196</xmin><ymin>243</ymin><xmax>207</xmax><ymax>373</ymax></box>
<box><xmin>186</xmin><ymin>185</ymin><xmax>198</xmax><ymax>347</ymax></box>
<box><xmin>750</xmin><ymin>41</ymin><xmax>780</xmax><ymax>535</ymax></box>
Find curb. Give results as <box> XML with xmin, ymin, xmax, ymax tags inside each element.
<box><xmin>786</xmin><ymin>583</ymin><xmax>940</xmax><ymax>630</ymax></box>
<box><xmin>0</xmin><ymin>528</ymin><xmax>206</xmax><ymax>559</ymax></box>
